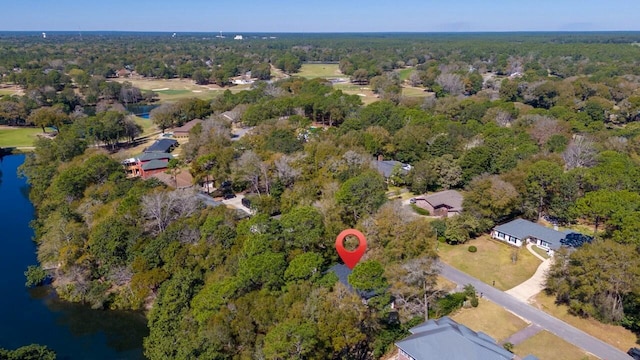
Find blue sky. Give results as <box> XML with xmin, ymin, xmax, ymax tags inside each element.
<box><xmin>4</xmin><ymin>0</ymin><xmax>638</xmax><ymax>32</ymax></box>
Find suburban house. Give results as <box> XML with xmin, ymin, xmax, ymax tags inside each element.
<box><xmin>172</xmin><ymin>119</ymin><xmax>203</xmax><ymax>138</ymax></box>
<box><xmin>371</xmin><ymin>157</ymin><xmax>411</xmax><ymax>183</ymax></box>
<box><xmin>396</xmin><ymin>317</ymin><xmax>533</xmax><ymax>360</ymax></box>
<box><xmin>145</xmin><ymin>138</ymin><xmax>178</xmax><ymax>153</ymax></box>
<box><xmin>123</xmin><ymin>152</ymin><xmax>174</xmax><ymax>178</ymax></box>
<box><xmin>491</xmin><ymin>218</ymin><xmax>591</xmax><ymax>254</ymax></box>
<box><xmin>122</xmin><ymin>138</ymin><xmax>179</xmax><ymax>179</ymax></box>
<box><xmin>328</xmin><ymin>264</ymin><xmax>378</xmax><ymax>301</ymax></box>
<box><xmin>413</xmin><ymin>190</ymin><xmax>463</xmax><ymax>218</ymax></box>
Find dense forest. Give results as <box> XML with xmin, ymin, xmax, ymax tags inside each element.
<box><xmin>5</xmin><ymin>32</ymin><xmax>640</xmax><ymax>359</ymax></box>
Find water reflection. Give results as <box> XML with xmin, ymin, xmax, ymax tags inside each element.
<box><xmin>29</xmin><ymin>287</ymin><xmax>148</xmax><ymax>356</ymax></box>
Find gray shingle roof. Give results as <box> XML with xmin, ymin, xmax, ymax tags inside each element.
<box><xmin>417</xmin><ymin>190</ymin><xmax>464</xmax><ymax>211</ymax></box>
<box><xmin>396</xmin><ymin>317</ymin><xmax>514</xmax><ymax>360</ymax></box>
<box><xmin>493</xmin><ymin>219</ymin><xmax>580</xmax><ymax>250</ymax></box>
<box><xmin>371</xmin><ymin>160</ymin><xmax>409</xmax><ymax>178</ymax></box>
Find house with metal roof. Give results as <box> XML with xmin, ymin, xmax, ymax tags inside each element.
<box><xmin>145</xmin><ymin>138</ymin><xmax>178</xmax><ymax>153</ymax></box>
<box><xmin>491</xmin><ymin>218</ymin><xmax>591</xmax><ymax>254</ymax></box>
<box><xmin>396</xmin><ymin>316</ymin><xmax>528</xmax><ymax>360</ymax></box>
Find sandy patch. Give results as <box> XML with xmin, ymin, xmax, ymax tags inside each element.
<box><xmin>192</xmin><ymin>90</ymin><xmax>202</xmax><ymax>93</ymax></box>
<box><xmin>152</xmin><ymin>88</ymin><xmax>170</xmax><ymax>91</ymax></box>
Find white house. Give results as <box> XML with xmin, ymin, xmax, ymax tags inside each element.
<box><xmin>491</xmin><ymin>219</ymin><xmax>590</xmax><ymax>255</ymax></box>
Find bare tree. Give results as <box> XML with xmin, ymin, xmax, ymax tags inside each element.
<box><xmin>435</xmin><ymin>73</ymin><xmax>464</xmax><ymax>96</ymax></box>
<box><xmin>234</xmin><ymin>151</ymin><xmax>263</xmax><ymax>195</ymax></box>
<box><xmin>527</xmin><ymin>115</ymin><xmax>565</xmax><ymax>146</ymax></box>
<box><xmin>563</xmin><ymin>135</ymin><xmax>596</xmax><ymax>170</ymax></box>
<box><xmin>389</xmin><ymin>257</ymin><xmax>442</xmax><ymax>320</ymax></box>
<box><xmin>142</xmin><ymin>189</ymin><xmax>201</xmax><ymax>233</ymax></box>
<box><xmin>275</xmin><ymin>154</ymin><xmax>302</xmax><ymax>186</ymax></box>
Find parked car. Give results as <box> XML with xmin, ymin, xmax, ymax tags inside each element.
<box><xmin>628</xmin><ymin>347</ymin><xmax>640</xmax><ymax>360</ymax></box>
<box><xmin>409</xmin><ymin>198</ymin><xmax>416</xmax><ymax>204</ymax></box>
<box><xmin>223</xmin><ymin>192</ymin><xmax>236</xmax><ymax>200</ymax></box>
<box><xmin>241</xmin><ymin>197</ymin><xmax>251</xmax><ymax>208</ymax></box>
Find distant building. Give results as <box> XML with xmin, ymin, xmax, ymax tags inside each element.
<box><xmin>371</xmin><ymin>156</ymin><xmax>411</xmax><ymax>183</ymax></box>
<box><xmin>172</xmin><ymin>119</ymin><xmax>203</xmax><ymax>138</ymax></box>
<box><xmin>234</xmin><ymin>35</ymin><xmax>243</xmax><ymax>40</ymax></box>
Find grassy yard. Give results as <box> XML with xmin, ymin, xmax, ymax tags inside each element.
<box><xmin>451</xmin><ymin>298</ymin><xmax>529</xmax><ymax>342</ymax></box>
<box><xmin>438</xmin><ymin>236</ymin><xmax>542</xmax><ymax>291</ymax></box>
<box><xmin>0</xmin><ymin>89</ymin><xmax>17</xmax><ymax>96</ymax></box>
<box><xmin>131</xmin><ymin>115</ymin><xmax>158</xmax><ymax>137</ymax></box>
<box><xmin>297</xmin><ymin>64</ymin><xmax>343</xmax><ymax>79</ymax></box>
<box><xmin>531</xmin><ymin>245</ymin><xmax>550</xmax><ymax>259</ymax></box>
<box><xmin>532</xmin><ymin>293</ymin><xmax>637</xmax><ymax>352</ymax></box>
<box><xmin>0</xmin><ymin>126</ymin><xmax>51</xmax><ymax>148</ymax></box>
<box><xmin>513</xmin><ymin>330</ymin><xmax>598</xmax><ymax>360</ymax></box>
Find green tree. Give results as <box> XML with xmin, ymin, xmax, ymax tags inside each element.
<box><xmin>348</xmin><ymin>260</ymin><xmax>388</xmax><ymax>294</ymax></box>
<box><xmin>28</xmin><ymin>106</ymin><xmax>68</xmax><ymax>133</ymax></box>
<box><xmin>335</xmin><ymin>171</ymin><xmax>387</xmax><ymax>225</ymax></box>
<box><xmin>279</xmin><ymin>206</ymin><xmax>325</xmax><ymax>251</ymax></box>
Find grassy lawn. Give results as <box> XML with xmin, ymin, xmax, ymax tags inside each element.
<box><xmin>438</xmin><ymin>236</ymin><xmax>542</xmax><ymax>291</ymax></box>
<box><xmin>297</xmin><ymin>64</ymin><xmax>343</xmax><ymax>79</ymax></box>
<box><xmin>532</xmin><ymin>293</ymin><xmax>638</xmax><ymax>352</ymax></box>
<box><xmin>397</xmin><ymin>68</ymin><xmax>414</xmax><ymax>81</ymax></box>
<box><xmin>131</xmin><ymin>115</ymin><xmax>158</xmax><ymax>137</ymax></box>
<box><xmin>451</xmin><ymin>298</ymin><xmax>529</xmax><ymax>342</ymax></box>
<box><xmin>0</xmin><ymin>126</ymin><xmax>51</xmax><ymax>147</ymax></box>
<box><xmin>531</xmin><ymin>245</ymin><xmax>550</xmax><ymax>259</ymax></box>
<box><xmin>0</xmin><ymin>89</ymin><xmax>17</xmax><ymax>96</ymax></box>
<box><xmin>402</xmin><ymin>87</ymin><xmax>432</xmax><ymax>98</ymax></box>
<box><xmin>513</xmin><ymin>330</ymin><xmax>598</xmax><ymax>360</ymax></box>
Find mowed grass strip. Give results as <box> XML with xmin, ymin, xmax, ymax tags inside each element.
<box><xmin>0</xmin><ymin>127</ymin><xmax>48</xmax><ymax>147</ymax></box>
<box><xmin>437</xmin><ymin>235</ymin><xmax>542</xmax><ymax>291</ymax></box>
<box><xmin>451</xmin><ymin>298</ymin><xmax>529</xmax><ymax>342</ymax></box>
<box><xmin>532</xmin><ymin>293</ymin><xmax>637</xmax><ymax>352</ymax></box>
<box><xmin>297</xmin><ymin>64</ymin><xmax>343</xmax><ymax>78</ymax></box>
<box><xmin>513</xmin><ymin>330</ymin><xmax>598</xmax><ymax>360</ymax></box>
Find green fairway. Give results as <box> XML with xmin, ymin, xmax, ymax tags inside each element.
<box><xmin>0</xmin><ymin>127</ymin><xmax>50</xmax><ymax>148</ymax></box>
<box><xmin>297</xmin><ymin>64</ymin><xmax>343</xmax><ymax>79</ymax></box>
<box><xmin>397</xmin><ymin>68</ymin><xmax>414</xmax><ymax>81</ymax></box>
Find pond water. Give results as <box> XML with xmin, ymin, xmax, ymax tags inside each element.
<box><xmin>0</xmin><ymin>154</ymin><xmax>148</xmax><ymax>359</ymax></box>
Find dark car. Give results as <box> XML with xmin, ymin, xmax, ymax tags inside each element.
<box><xmin>223</xmin><ymin>192</ymin><xmax>236</xmax><ymax>200</ymax></box>
<box><xmin>628</xmin><ymin>347</ymin><xmax>640</xmax><ymax>360</ymax></box>
<box><xmin>241</xmin><ymin>197</ymin><xmax>251</xmax><ymax>208</ymax></box>
<box><xmin>221</xmin><ymin>180</ymin><xmax>232</xmax><ymax>189</ymax></box>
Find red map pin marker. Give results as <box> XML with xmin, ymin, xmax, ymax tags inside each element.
<box><xmin>335</xmin><ymin>229</ymin><xmax>367</xmax><ymax>270</ymax></box>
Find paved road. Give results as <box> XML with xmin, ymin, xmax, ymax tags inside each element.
<box><xmin>439</xmin><ymin>262</ymin><xmax>632</xmax><ymax>360</ymax></box>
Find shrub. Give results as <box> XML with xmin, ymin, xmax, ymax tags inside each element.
<box><xmin>471</xmin><ymin>297</ymin><xmax>479</xmax><ymax>307</ymax></box>
<box><xmin>24</xmin><ymin>265</ymin><xmax>47</xmax><ymax>287</ymax></box>
<box><xmin>468</xmin><ymin>245</ymin><xmax>477</xmax><ymax>253</ymax></box>
<box><xmin>434</xmin><ymin>292</ymin><xmax>466</xmax><ymax>317</ymax></box>
<box><xmin>503</xmin><ymin>342</ymin><xmax>514</xmax><ymax>353</ymax></box>
<box><xmin>410</xmin><ymin>204</ymin><xmax>430</xmax><ymax>216</ymax></box>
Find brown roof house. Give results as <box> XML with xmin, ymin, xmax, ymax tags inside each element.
<box><xmin>413</xmin><ymin>190</ymin><xmax>463</xmax><ymax>218</ymax></box>
<box><xmin>172</xmin><ymin>119</ymin><xmax>203</xmax><ymax>138</ymax></box>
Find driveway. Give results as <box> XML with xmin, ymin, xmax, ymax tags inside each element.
<box><xmin>439</xmin><ymin>262</ymin><xmax>632</xmax><ymax>360</ymax></box>
<box><xmin>222</xmin><ymin>194</ymin><xmax>252</xmax><ymax>215</ymax></box>
<box><xmin>505</xmin><ymin>244</ymin><xmax>552</xmax><ymax>302</ymax></box>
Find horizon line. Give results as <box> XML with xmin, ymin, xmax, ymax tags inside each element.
<box><xmin>2</xmin><ymin>30</ymin><xmax>640</xmax><ymax>34</ymax></box>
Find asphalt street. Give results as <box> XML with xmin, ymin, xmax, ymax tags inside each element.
<box><xmin>439</xmin><ymin>262</ymin><xmax>632</xmax><ymax>360</ymax></box>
